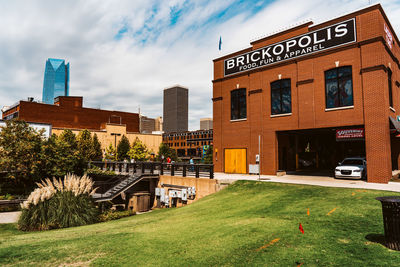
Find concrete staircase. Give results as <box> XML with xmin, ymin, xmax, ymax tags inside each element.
<box><xmin>92</xmin><ymin>173</ymin><xmax>156</xmax><ymax>202</ymax></box>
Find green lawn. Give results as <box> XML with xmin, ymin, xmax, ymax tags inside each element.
<box><xmin>1</xmin><ymin>181</ymin><xmax>400</xmax><ymax>266</ymax></box>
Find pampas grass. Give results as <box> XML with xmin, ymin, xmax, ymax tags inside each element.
<box><xmin>18</xmin><ymin>174</ymin><xmax>99</xmax><ymax>231</ymax></box>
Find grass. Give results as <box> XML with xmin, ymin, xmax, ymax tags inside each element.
<box><xmin>1</xmin><ymin>181</ymin><xmax>400</xmax><ymax>266</ymax></box>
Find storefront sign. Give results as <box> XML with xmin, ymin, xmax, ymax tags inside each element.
<box><xmin>336</xmin><ymin>128</ymin><xmax>364</xmax><ymax>141</ymax></box>
<box><xmin>384</xmin><ymin>23</ymin><xmax>393</xmax><ymax>49</ymax></box>
<box><xmin>224</xmin><ymin>18</ymin><xmax>356</xmax><ymax>76</ymax></box>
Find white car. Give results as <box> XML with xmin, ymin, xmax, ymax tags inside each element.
<box><xmin>334</xmin><ymin>157</ymin><xmax>367</xmax><ymax>179</ymax></box>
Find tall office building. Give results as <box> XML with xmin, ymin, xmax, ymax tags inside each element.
<box><xmin>200</xmin><ymin>118</ymin><xmax>213</xmax><ymax>130</ymax></box>
<box><xmin>163</xmin><ymin>85</ymin><xmax>188</xmax><ymax>133</ymax></box>
<box><xmin>42</xmin><ymin>58</ymin><xmax>69</xmax><ymax>104</ymax></box>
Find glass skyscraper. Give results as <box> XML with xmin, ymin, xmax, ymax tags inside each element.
<box><xmin>42</xmin><ymin>58</ymin><xmax>69</xmax><ymax>104</ymax></box>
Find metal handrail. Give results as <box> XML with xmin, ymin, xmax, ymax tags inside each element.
<box><xmin>88</xmin><ymin>161</ymin><xmax>214</xmax><ymax>179</ymax></box>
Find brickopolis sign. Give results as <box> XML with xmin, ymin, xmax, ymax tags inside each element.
<box><xmin>224</xmin><ymin>18</ymin><xmax>356</xmax><ymax>76</ymax></box>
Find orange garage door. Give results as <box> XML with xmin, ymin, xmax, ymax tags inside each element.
<box><xmin>224</xmin><ymin>149</ymin><xmax>247</xmax><ymax>174</ymax></box>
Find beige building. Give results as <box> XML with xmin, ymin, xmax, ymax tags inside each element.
<box><xmin>155</xmin><ymin>116</ymin><xmax>163</xmax><ymax>132</ymax></box>
<box><xmin>52</xmin><ymin>123</ymin><xmax>162</xmax><ymax>154</ymax></box>
<box><xmin>200</xmin><ymin>118</ymin><xmax>213</xmax><ymax>130</ymax></box>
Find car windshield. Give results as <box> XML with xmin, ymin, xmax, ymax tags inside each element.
<box><xmin>341</xmin><ymin>159</ymin><xmax>364</xmax><ymax>166</ymax></box>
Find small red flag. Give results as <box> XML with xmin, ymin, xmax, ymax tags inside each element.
<box><xmin>299</xmin><ymin>223</ymin><xmax>304</xmax><ymax>234</ymax></box>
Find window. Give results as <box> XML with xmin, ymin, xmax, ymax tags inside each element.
<box><xmin>325</xmin><ymin>66</ymin><xmax>353</xmax><ymax>109</ymax></box>
<box><xmin>271</xmin><ymin>79</ymin><xmax>291</xmax><ymax>115</ymax></box>
<box><xmin>231</xmin><ymin>88</ymin><xmax>247</xmax><ymax>120</ymax></box>
<box><xmin>388</xmin><ymin>68</ymin><xmax>393</xmax><ymax>108</ymax></box>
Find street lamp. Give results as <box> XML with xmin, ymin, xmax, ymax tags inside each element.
<box><xmin>111</xmin><ymin>133</ymin><xmax>121</xmax><ymax>149</ymax></box>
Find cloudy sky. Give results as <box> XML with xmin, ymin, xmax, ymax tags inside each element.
<box><xmin>1</xmin><ymin>0</ymin><xmax>400</xmax><ymax>130</ymax></box>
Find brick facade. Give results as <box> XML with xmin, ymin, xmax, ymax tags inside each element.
<box><xmin>213</xmin><ymin>4</ymin><xmax>400</xmax><ymax>183</ymax></box>
<box><xmin>2</xmin><ymin>96</ymin><xmax>140</xmax><ymax>133</ymax></box>
<box><xmin>163</xmin><ymin>130</ymin><xmax>213</xmax><ymax>159</ymax></box>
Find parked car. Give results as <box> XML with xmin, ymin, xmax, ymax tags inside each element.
<box><xmin>334</xmin><ymin>157</ymin><xmax>367</xmax><ymax>179</ymax></box>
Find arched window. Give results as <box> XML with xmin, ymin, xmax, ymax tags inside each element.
<box><xmin>271</xmin><ymin>79</ymin><xmax>291</xmax><ymax>115</ymax></box>
<box><xmin>325</xmin><ymin>66</ymin><xmax>353</xmax><ymax>109</ymax></box>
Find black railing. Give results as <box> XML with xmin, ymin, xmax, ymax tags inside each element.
<box><xmin>88</xmin><ymin>161</ymin><xmax>214</xmax><ymax>179</ymax></box>
<box><xmin>0</xmin><ymin>199</ymin><xmax>26</xmax><ymax>208</ymax></box>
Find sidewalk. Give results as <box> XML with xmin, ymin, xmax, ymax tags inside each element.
<box><xmin>0</xmin><ymin>211</ymin><xmax>21</xmax><ymax>224</ymax></box>
<box><xmin>214</xmin><ymin>172</ymin><xmax>400</xmax><ymax>192</ymax></box>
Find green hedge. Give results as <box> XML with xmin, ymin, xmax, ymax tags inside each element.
<box><xmin>99</xmin><ymin>210</ymin><xmax>135</xmax><ymax>222</ymax></box>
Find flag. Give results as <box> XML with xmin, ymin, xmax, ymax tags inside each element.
<box><xmin>219</xmin><ymin>36</ymin><xmax>222</xmax><ymax>51</ymax></box>
<box><xmin>299</xmin><ymin>223</ymin><xmax>304</xmax><ymax>234</ymax></box>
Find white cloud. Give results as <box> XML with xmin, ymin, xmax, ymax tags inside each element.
<box><xmin>0</xmin><ymin>0</ymin><xmax>399</xmax><ymax>130</ymax></box>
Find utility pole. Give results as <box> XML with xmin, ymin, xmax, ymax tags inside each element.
<box><xmin>258</xmin><ymin>135</ymin><xmax>261</xmax><ymax>180</ymax></box>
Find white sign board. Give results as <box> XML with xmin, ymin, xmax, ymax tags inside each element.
<box><xmin>0</xmin><ymin>120</ymin><xmax>52</xmax><ymax>138</ymax></box>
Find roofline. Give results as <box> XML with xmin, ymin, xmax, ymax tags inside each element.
<box><xmin>2</xmin><ymin>99</ymin><xmax>140</xmax><ymax>117</ymax></box>
<box><xmin>0</xmin><ymin>119</ymin><xmax>52</xmax><ymax>127</ymax></box>
<box><xmin>164</xmin><ymin>84</ymin><xmax>189</xmax><ymax>90</ymax></box>
<box><xmin>163</xmin><ymin>129</ymin><xmax>213</xmax><ymax>135</ymax></box>
<box><xmin>250</xmin><ymin>20</ymin><xmax>313</xmax><ymax>46</ymax></box>
<box><xmin>1</xmin><ymin>101</ymin><xmax>21</xmax><ymax>113</ymax></box>
<box><xmin>213</xmin><ymin>3</ymin><xmax>397</xmax><ymax>62</ymax></box>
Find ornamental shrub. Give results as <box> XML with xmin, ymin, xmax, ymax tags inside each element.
<box><xmin>99</xmin><ymin>210</ymin><xmax>135</xmax><ymax>222</ymax></box>
<box><xmin>18</xmin><ymin>174</ymin><xmax>98</xmax><ymax>231</ymax></box>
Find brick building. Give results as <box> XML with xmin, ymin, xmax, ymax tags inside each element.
<box><xmin>2</xmin><ymin>96</ymin><xmax>139</xmax><ymax>132</ymax></box>
<box><xmin>1</xmin><ymin>96</ymin><xmax>162</xmax><ymax>153</ymax></box>
<box><xmin>163</xmin><ymin>129</ymin><xmax>213</xmax><ymax>159</ymax></box>
<box><xmin>212</xmin><ymin>4</ymin><xmax>400</xmax><ymax>183</ymax></box>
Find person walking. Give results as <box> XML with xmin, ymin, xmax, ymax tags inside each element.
<box><xmin>189</xmin><ymin>157</ymin><xmax>194</xmax><ymax>171</ymax></box>
<box><xmin>167</xmin><ymin>156</ymin><xmax>171</xmax><ymax>170</ymax></box>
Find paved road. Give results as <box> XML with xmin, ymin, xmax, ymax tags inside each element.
<box><xmin>0</xmin><ymin>211</ymin><xmax>21</xmax><ymax>224</ymax></box>
<box><xmin>214</xmin><ymin>172</ymin><xmax>400</xmax><ymax>192</ymax></box>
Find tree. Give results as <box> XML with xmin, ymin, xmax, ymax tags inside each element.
<box><xmin>0</xmin><ymin>120</ymin><xmax>44</xmax><ymax>194</ymax></box>
<box><xmin>117</xmin><ymin>135</ymin><xmax>130</xmax><ymax>161</ymax></box>
<box><xmin>92</xmin><ymin>133</ymin><xmax>103</xmax><ymax>161</ymax></box>
<box><xmin>203</xmin><ymin>145</ymin><xmax>213</xmax><ymax>164</ymax></box>
<box><xmin>40</xmin><ymin>134</ymin><xmax>64</xmax><ymax>178</ymax></box>
<box><xmin>127</xmin><ymin>138</ymin><xmax>149</xmax><ymax>161</ymax></box>
<box><xmin>77</xmin><ymin>130</ymin><xmax>93</xmax><ymax>163</ymax></box>
<box><xmin>56</xmin><ymin>129</ymin><xmax>82</xmax><ymax>175</ymax></box>
<box><xmin>105</xmin><ymin>143</ymin><xmax>117</xmax><ymax>161</ymax></box>
<box><xmin>157</xmin><ymin>143</ymin><xmax>177</xmax><ymax>162</ymax></box>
